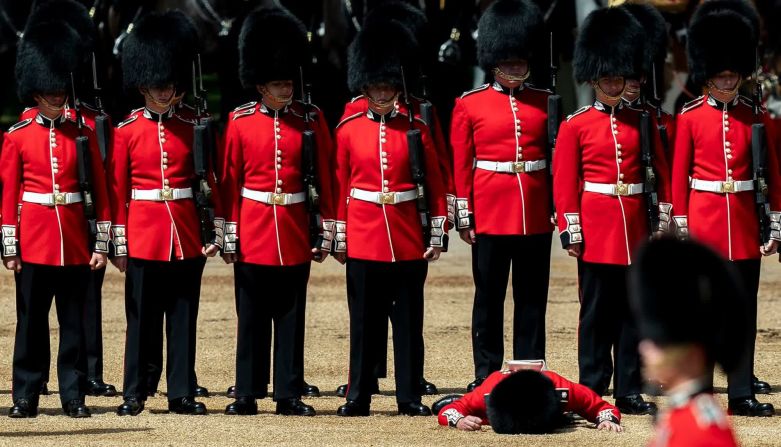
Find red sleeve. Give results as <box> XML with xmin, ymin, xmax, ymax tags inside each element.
<box><xmin>762</xmin><ymin>113</ymin><xmax>781</xmax><ymax>214</ymax></box>
<box><xmin>86</xmin><ymin>129</ymin><xmax>112</xmax><ymax>254</ymax></box>
<box><xmin>333</xmin><ymin>125</ymin><xmax>350</xmax><ymax>253</ymax></box>
<box><xmin>429</xmin><ymin>108</ymin><xmax>454</xmax><ymax>194</ymax></box>
<box><xmin>671</xmin><ymin>114</ymin><xmax>692</xmax><ymax>233</ymax></box>
<box><xmin>420</xmin><ymin>123</ymin><xmax>449</xmax><ymax>241</ymax></box>
<box><xmin>553</xmin><ymin>118</ymin><xmax>583</xmax><ymax>247</ymax></box>
<box><xmin>314</xmin><ymin>113</ymin><xmax>336</xmax><ymax>251</ymax></box>
<box><xmin>449</xmin><ymin>98</ymin><xmax>475</xmax><ymax>231</ymax></box>
<box><xmin>107</xmin><ymin>125</ymin><xmax>130</xmax><ymax>256</ymax></box>
<box><xmin>546</xmin><ymin>371</ymin><xmax>621</xmax><ymax>424</ymax></box>
<box><xmin>1</xmin><ymin>135</ymin><xmax>21</xmax><ymax>257</ymax></box>
<box><xmin>437</xmin><ymin>371</ymin><xmax>504</xmax><ymax>427</ymax></box>
<box><xmin>219</xmin><ymin>117</ymin><xmax>242</xmax><ymax>254</ymax></box>
<box><xmin>650</xmin><ymin>114</ymin><xmax>673</xmax><ymax>232</ymax></box>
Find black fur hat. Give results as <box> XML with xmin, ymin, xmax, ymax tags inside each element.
<box><xmin>15</xmin><ymin>20</ymin><xmax>83</xmax><ymax>102</ymax></box>
<box><xmin>687</xmin><ymin>0</ymin><xmax>758</xmax><ymax>85</ymax></box>
<box><xmin>476</xmin><ymin>0</ymin><xmax>544</xmax><ymax>72</ymax></box>
<box><xmin>629</xmin><ymin>238</ymin><xmax>747</xmax><ymax>373</ymax></box>
<box><xmin>27</xmin><ymin>0</ymin><xmax>96</xmax><ymax>52</ymax></box>
<box><xmin>486</xmin><ymin>370</ymin><xmax>560</xmax><ymax>435</ymax></box>
<box><xmin>573</xmin><ymin>7</ymin><xmax>644</xmax><ymax>83</ymax></box>
<box><xmin>347</xmin><ymin>18</ymin><xmax>419</xmax><ymax>93</ymax></box>
<box><xmin>121</xmin><ymin>10</ymin><xmax>198</xmax><ymax>91</ymax></box>
<box><xmin>365</xmin><ymin>1</ymin><xmax>427</xmax><ymax>44</ymax></box>
<box><xmin>621</xmin><ymin>3</ymin><xmax>667</xmax><ymax>75</ymax></box>
<box><xmin>239</xmin><ymin>6</ymin><xmax>308</xmax><ymax>88</ymax></box>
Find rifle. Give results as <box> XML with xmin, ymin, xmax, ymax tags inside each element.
<box><xmin>91</xmin><ymin>53</ymin><xmax>110</xmax><ymax>163</ymax></box>
<box><xmin>418</xmin><ymin>74</ymin><xmax>435</xmax><ymax>128</ymax></box>
<box><xmin>651</xmin><ymin>63</ymin><xmax>669</xmax><ymax>155</ymax></box>
<box><xmin>71</xmin><ymin>73</ymin><xmax>98</xmax><ymax>249</ymax></box>
<box><xmin>751</xmin><ymin>50</ymin><xmax>771</xmax><ymax>245</ymax></box>
<box><xmin>547</xmin><ymin>33</ymin><xmax>561</xmax><ymax>217</ymax></box>
<box><xmin>300</xmin><ymin>66</ymin><xmax>324</xmax><ymax>261</ymax></box>
<box><xmin>191</xmin><ymin>55</ymin><xmax>216</xmax><ymax>247</ymax></box>
<box><xmin>640</xmin><ymin>108</ymin><xmax>659</xmax><ymax>234</ymax></box>
<box><xmin>401</xmin><ymin>66</ymin><xmax>440</xmax><ymax>250</ymax></box>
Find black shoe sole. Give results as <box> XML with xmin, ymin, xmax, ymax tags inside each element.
<box><xmin>117</xmin><ymin>407</ymin><xmax>143</xmax><ymax>416</ymax></box>
<box><xmin>67</xmin><ymin>411</ymin><xmax>91</xmax><ymax>418</ymax></box>
<box><xmin>225</xmin><ymin>408</ymin><xmax>257</xmax><ymax>416</ymax></box>
<box><xmin>730</xmin><ymin>409</ymin><xmax>775</xmax><ymax>417</ymax></box>
<box><xmin>8</xmin><ymin>412</ymin><xmax>37</xmax><ymax>418</ymax></box>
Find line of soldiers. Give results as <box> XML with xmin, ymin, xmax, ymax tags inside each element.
<box><xmin>1</xmin><ymin>0</ymin><xmax>778</xmax><ymax>435</ymax></box>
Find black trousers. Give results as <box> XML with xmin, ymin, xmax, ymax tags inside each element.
<box><xmin>13</xmin><ymin>263</ymin><xmax>89</xmax><ymax>406</ymax></box>
<box><xmin>233</xmin><ymin>262</ymin><xmax>310</xmax><ymax>400</ymax></box>
<box><xmin>122</xmin><ymin>257</ymin><xmax>205</xmax><ymax>401</ymax></box>
<box><xmin>40</xmin><ymin>268</ymin><xmax>107</xmax><ymax>385</ymax></box>
<box><xmin>726</xmin><ymin>259</ymin><xmax>760</xmax><ymax>400</ymax></box>
<box><xmin>471</xmin><ymin>233</ymin><xmax>551</xmax><ymax>377</ymax></box>
<box><xmin>345</xmin><ymin>259</ymin><xmax>427</xmax><ymax>405</ymax></box>
<box><xmin>577</xmin><ymin>261</ymin><xmax>641</xmax><ymax>398</ymax></box>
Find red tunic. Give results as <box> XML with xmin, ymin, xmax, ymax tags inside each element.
<box><xmin>1</xmin><ymin>113</ymin><xmax>111</xmax><ymax>266</ymax></box>
<box><xmin>672</xmin><ymin>95</ymin><xmax>781</xmax><ymax>261</ymax></box>
<box><xmin>342</xmin><ymin>95</ymin><xmax>455</xmax><ymax>223</ymax></box>
<box><xmin>334</xmin><ymin>109</ymin><xmax>448</xmax><ymax>262</ymax></box>
<box><xmin>220</xmin><ymin>101</ymin><xmax>335</xmax><ymax>266</ymax></box>
<box><xmin>451</xmin><ymin>82</ymin><xmax>554</xmax><ymax>235</ymax></box>
<box><xmin>108</xmin><ymin>107</ymin><xmax>208</xmax><ymax>261</ymax></box>
<box><xmin>437</xmin><ymin>369</ymin><xmax>621</xmax><ymax>428</ymax></box>
<box><xmin>553</xmin><ymin>101</ymin><xmax>672</xmax><ymax>265</ymax></box>
<box><xmin>650</xmin><ymin>392</ymin><xmax>738</xmax><ymax>447</ymax></box>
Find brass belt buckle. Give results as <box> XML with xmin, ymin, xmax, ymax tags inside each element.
<box><xmin>615</xmin><ymin>183</ymin><xmax>629</xmax><ymax>196</ymax></box>
<box><xmin>161</xmin><ymin>188</ymin><xmax>174</xmax><ymax>201</ymax></box>
<box><xmin>54</xmin><ymin>193</ymin><xmax>65</xmax><ymax>205</ymax></box>
<box><xmin>379</xmin><ymin>192</ymin><xmax>396</xmax><ymax>205</ymax></box>
<box><xmin>512</xmin><ymin>162</ymin><xmax>526</xmax><ymax>173</ymax></box>
<box><xmin>271</xmin><ymin>193</ymin><xmax>286</xmax><ymax>205</ymax></box>
<box><xmin>720</xmin><ymin>180</ymin><xmax>735</xmax><ymax>194</ymax></box>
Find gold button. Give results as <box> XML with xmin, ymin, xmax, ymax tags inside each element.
<box><xmin>618</xmin><ymin>158</ymin><xmax>623</xmax><ymax>163</ymax></box>
<box><xmin>619</xmin><ymin>174</ymin><xmax>625</xmax><ymax>179</ymax></box>
<box><xmin>277</xmin><ymin>157</ymin><xmax>282</xmax><ymax>162</ymax></box>
<box><xmin>276</xmin><ymin>188</ymin><xmax>282</xmax><ymax>193</ymax></box>
<box><xmin>163</xmin><ymin>164</ymin><xmax>168</xmax><ymax>169</ymax></box>
<box><xmin>613</xmin><ymin>131</ymin><xmax>618</xmax><ymax>135</ymax></box>
<box><xmin>277</xmin><ymin>180</ymin><xmax>283</xmax><ymax>185</ymax></box>
<box><xmin>163</xmin><ymin>152</ymin><xmax>168</xmax><ymax>157</ymax></box>
<box><xmin>381</xmin><ymin>132</ymin><xmax>386</xmax><ymax>137</ymax></box>
<box><xmin>382</xmin><ymin>158</ymin><xmax>388</xmax><ymax>163</ymax></box>
<box><xmin>51</xmin><ymin>144</ymin><xmax>57</xmax><ymax>148</ymax></box>
<box><xmin>277</xmin><ymin>150</ymin><xmax>282</xmax><ymax>155</ymax></box>
<box><xmin>164</xmin><ymin>179</ymin><xmax>170</xmax><ymax>185</ymax></box>
<box><xmin>161</xmin><ymin>138</ymin><xmax>166</xmax><ymax>144</ymax></box>
<box><xmin>277</xmin><ymin>164</ymin><xmax>282</xmax><ymax>169</ymax></box>
<box><xmin>727</xmin><ymin>155</ymin><xmax>733</xmax><ymax>159</ymax></box>
<box><xmin>513</xmin><ymin>107</ymin><xmax>519</xmax><ymax>112</ymax></box>
<box><xmin>515</xmin><ymin>119</ymin><xmax>520</xmax><ymax>123</ymax></box>
<box><xmin>383</xmin><ymin>187</ymin><xmax>390</xmax><ymax>193</ymax></box>
<box><xmin>159</xmin><ymin>124</ymin><xmax>164</xmax><ymax>130</ymax></box>
<box><xmin>276</xmin><ymin>135</ymin><xmax>282</xmax><ymax>140</ymax></box>
<box><xmin>53</xmin><ymin>169</ymin><xmax>59</xmax><ymax>173</ymax></box>
<box><xmin>728</xmin><ymin>169</ymin><xmax>733</xmax><ymax>174</ymax></box>
<box><xmin>383</xmin><ymin>180</ymin><xmax>389</xmax><ymax>185</ymax></box>
<box><xmin>616</xmin><ymin>143</ymin><xmax>622</xmax><ymax>149</ymax></box>
<box><xmin>725</xmin><ymin>142</ymin><xmax>731</xmax><ymax>147</ymax></box>
<box><xmin>383</xmin><ymin>164</ymin><xmax>388</xmax><ymax>170</ymax></box>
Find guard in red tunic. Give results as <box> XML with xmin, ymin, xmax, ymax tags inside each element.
<box><xmin>219</xmin><ymin>6</ymin><xmax>332</xmax><ymax>417</ymax></box>
<box><xmin>333</xmin><ymin>18</ymin><xmax>448</xmax><ymax>417</ymax></box>
<box><xmin>16</xmin><ymin>0</ymin><xmax>118</xmax><ymax>400</ymax></box>
<box><xmin>619</xmin><ymin>2</ymin><xmax>676</xmax><ymax>158</ymax></box>
<box><xmin>450</xmin><ymin>0</ymin><xmax>553</xmax><ymax>392</ymax></box>
<box><xmin>2</xmin><ymin>20</ymin><xmax>111</xmax><ymax>418</ymax></box>
<box><xmin>436</xmin><ymin>367</ymin><xmax>622</xmax><ymax>434</ymax></box>
<box><xmin>672</xmin><ymin>0</ymin><xmax>778</xmax><ymax>416</ymax></box>
<box><xmin>109</xmin><ymin>11</ymin><xmax>221</xmax><ymax>416</ymax></box>
<box><xmin>554</xmin><ymin>7</ymin><xmax>672</xmax><ymax>415</ymax></box>
<box><xmin>631</xmin><ymin>239</ymin><xmax>743</xmax><ymax>447</ymax></box>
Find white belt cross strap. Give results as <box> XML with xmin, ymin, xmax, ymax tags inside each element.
<box><xmin>474</xmin><ymin>159</ymin><xmax>547</xmax><ymax>174</ymax></box>
<box><xmin>350</xmin><ymin>187</ymin><xmax>418</xmax><ymax>205</ymax></box>
<box><xmin>22</xmin><ymin>191</ymin><xmax>83</xmax><ymax>206</ymax></box>
<box><xmin>584</xmin><ymin>181</ymin><xmax>644</xmax><ymax>196</ymax></box>
<box><xmin>131</xmin><ymin>187</ymin><xmax>193</xmax><ymax>201</ymax></box>
<box><xmin>241</xmin><ymin>187</ymin><xmax>306</xmax><ymax>206</ymax></box>
<box><xmin>690</xmin><ymin>178</ymin><xmax>753</xmax><ymax>194</ymax></box>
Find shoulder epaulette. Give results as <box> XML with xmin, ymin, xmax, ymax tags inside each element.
<box><xmin>131</xmin><ymin>107</ymin><xmax>144</xmax><ymax>114</ymax></box>
<box><xmin>232</xmin><ymin>106</ymin><xmax>256</xmax><ymax>120</ymax></box>
<box><xmin>525</xmin><ymin>84</ymin><xmax>553</xmax><ymax>94</ymax></box>
<box><xmin>350</xmin><ymin>95</ymin><xmax>365</xmax><ymax>103</ymax></box>
<box><xmin>233</xmin><ymin>101</ymin><xmax>257</xmax><ymax>112</ymax></box>
<box><xmin>566</xmin><ymin>105</ymin><xmax>591</xmax><ymax>121</ymax></box>
<box><xmin>22</xmin><ymin>106</ymin><xmax>33</xmax><ymax>113</ymax></box>
<box><xmin>7</xmin><ymin>118</ymin><xmax>32</xmax><ymax>133</ymax></box>
<box><xmin>336</xmin><ymin>112</ymin><xmax>363</xmax><ymax>129</ymax></box>
<box><xmin>680</xmin><ymin>96</ymin><xmax>704</xmax><ymax>115</ymax></box>
<box><xmin>460</xmin><ymin>84</ymin><xmax>489</xmax><ymax>98</ymax></box>
<box><xmin>117</xmin><ymin>115</ymin><xmax>139</xmax><ymax>128</ymax></box>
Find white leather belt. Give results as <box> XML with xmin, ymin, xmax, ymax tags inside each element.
<box><xmin>241</xmin><ymin>187</ymin><xmax>306</xmax><ymax>205</ymax></box>
<box><xmin>584</xmin><ymin>181</ymin><xmax>644</xmax><ymax>196</ymax></box>
<box><xmin>131</xmin><ymin>187</ymin><xmax>193</xmax><ymax>201</ymax></box>
<box><xmin>690</xmin><ymin>178</ymin><xmax>753</xmax><ymax>194</ymax></box>
<box><xmin>22</xmin><ymin>191</ymin><xmax>83</xmax><ymax>206</ymax></box>
<box><xmin>350</xmin><ymin>187</ymin><xmax>418</xmax><ymax>205</ymax></box>
<box><xmin>475</xmin><ymin>159</ymin><xmax>547</xmax><ymax>174</ymax></box>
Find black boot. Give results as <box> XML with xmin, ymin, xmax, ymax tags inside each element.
<box><xmin>64</xmin><ymin>399</ymin><xmax>91</xmax><ymax>418</ymax></box>
<box><xmin>729</xmin><ymin>398</ymin><xmax>775</xmax><ymax>417</ymax></box>
<box><xmin>194</xmin><ymin>385</ymin><xmax>210</xmax><ymax>398</ymax></box>
<box><xmin>418</xmin><ymin>378</ymin><xmax>438</xmax><ymax>395</ymax></box>
<box><xmin>87</xmin><ymin>379</ymin><xmax>118</xmax><ymax>397</ymax></box>
<box><xmin>168</xmin><ymin>397</ymin><xmax>207</xmax><ymax>415</ymax></box>
<box><xmin>432</xmin><ymin>394</ymin><xmax>463</xmax><ymax>415</ymax></box>
<box><xmin>753</xmin><ymin>376</ymin><xmax>772</xmax><ymax>395</ymax></box>
<box><xmin>336</xmin><ymin>400</ymin><xmax>370</xmax><ymax>417</ymax></box>
<box><xmin>225</xmin><ymin>397</ymin><xmax>257</xmax><ymax>416</ymax></box>
<box><xmin>117</xmin><ymin>397</ymin><xmax>145</xmax><ymax>416</ymax></box>
<box><xmin>302</xmin><ymin>382</ymin><xmax>320</xmax><ymax>398</ymax></box>
<box><xmin>466</xmin><ymin>376</ymin><xmax>486</xmax><ymax>392</ymax></box>
<box><xmin>226</xmin><ymin>385</ymin><xmax>236</xmax><ymax>399</ymax></box>
<box><xmin>8</xmin><ymin>399</ymin><xmax>38</xmax><ymax>418</ymax></box>
<box><xmin>615</xmin><ymin>395</ymin><xmax>657</xmax><ymax>415</ymax></box>
<box><xmin>398</xmin><ymin>402</ymin><xmax>432</xmax><ymax>416</ymax></box>
<box><xmin>276</xmin><ymin>398</ymin><xmax>316</xmax><ymax>416</ymax></box>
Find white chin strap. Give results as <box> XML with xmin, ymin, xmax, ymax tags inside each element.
<box><xmin>493</xmin><ymin>67</ymin><xmax>530</xmax><ymax>83</ymax></box>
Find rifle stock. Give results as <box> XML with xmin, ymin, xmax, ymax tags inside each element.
<box><xmin>640</xmin><ymin>110</ymin><xmax>659</xmax><ymax>234</ymax></box>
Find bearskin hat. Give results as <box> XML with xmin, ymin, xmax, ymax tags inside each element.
<box><xmin>15</xmin><ymin>20</ymin><xmax>83</xmax><ymax>102</ymax></box>
<box><xmin>27</xmin><ymin>0</ymin><xmax>96</xmax><ymax>52</ymax></box>
<box><xmin>629</xmin><ymin>238</ymin><xmax>747</xmax><ymax>373</ymax></box>
<box><xmin>621</xmin><ymin>3</ymin><xmax>667</xmax><ymax>75</ymax></box>
<box><xmin>347</xmin><ymin>18</ymin><xmax>419</xmax><ymax>93</ymax></box>
<box><xmin>687</xmin><ymin>0</ymin><xmax>759</xmax><ymax>85</ymax></box>
<box><xmin>486</xmin><ymin>370</ymin><xmax>561</xmax><ymax>435</ymax></box>
<box><xmin>239</xmin><ymin>6</ymin><xmax>309</xmax><ymax>88</ymax></box>
<box><xmin>476</xmin><ymin>0</ymin><xmax>544</xmax><ymax>72</ymax></box>
<box><xmin>121</xmin><ymin>10</ymin><xmax>199</xmax><ymax>91</ymax></box>
<box><xmin>573</xmin><ymin>7</ymin><xmax>644</xmax><ymax>83</ymax></box>
<box><xmin>365</xmin><ymin>1</ymin><xmax>427</xmax><ymax>46</ymax></box>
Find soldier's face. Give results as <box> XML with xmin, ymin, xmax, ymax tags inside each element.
<box><xmin>494</xmin><ymin>60</ymin><xmax>530</xmax><ymax>88</ymax></box>
<box><xmin>259</xmin><ymin>80</ymin><xmax>294</xmax><ymax>104</ymax></box>
<box><xmin>365</xmin><ymin>83</ymin><xmax>399</xmax><ymax>113</ymax></box>
<box><xmin>623</xmin><ymin>79</ymin><xmax>642</xmax><ymax>102</ymax></box>
<box><xmin>639</xmin><ymin>340</ymin><xmax>705</xmax><ymax>388</ymax></box>
<box><xmin>35</xmin><ymin>92</ymin><xmax>67</xmax><ymax>116</ymax></box>
<box><xmin>596</xmin><ymin>76</ymin><xmax>626</xmax><ymax>98</ymax></box>
<box><xmin>709</xmin><ymin>71</ymin><xmax>740</xmax><ymax>91</ymax></box>
<box><xmin>147</xmin><ymin>85</ymin><xmax>176</xmax><ymax>103</ymax></box>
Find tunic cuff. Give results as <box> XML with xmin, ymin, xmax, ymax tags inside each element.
<box><xmin>2</xmin><ymin>225</ymin><xmax>18</xmax><ymax>257</ymax></box>
<box><xmin>334</xmin><ymin>221</ymin><xmax>347</xmax><ymax>253</ymax></box>
<box><xmin>111</xmin><ymin>225</ymin><xmax>128</xmax><ymax>257</ymax></box>
<box><xmin>559</xmin><ymin>213</ymin><xmax>583</xmax><ymax>248</ymax></box>
<box><xmin>94</xmin><ymin>221</ymin><xmax>111</xmax><ymax>253</ymax></box>
<box><xmin>223</xmin><ymin>221</ymin><xmax>238</xmax><ymax>253</ymax></box>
